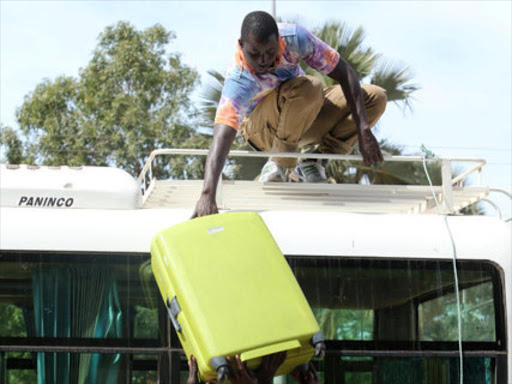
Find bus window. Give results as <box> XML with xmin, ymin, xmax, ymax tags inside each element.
<box><xmin>285</xmin><ymin>256</ymin><xmax>506</xmax><ymax>384</ymax></box>
<box><xmin>0</xmin><ymin>251</ymin><xmax>165</xmax><ymax>383</ymax></box>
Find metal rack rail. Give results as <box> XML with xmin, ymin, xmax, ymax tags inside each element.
<box><xmin>137</xmin><ymin>149</ymin><xmax>489</xmax><ymax>215</ymax></box>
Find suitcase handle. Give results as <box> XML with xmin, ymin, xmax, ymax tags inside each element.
<box><xmin>166</xmin><ymin>296</ymin><xmax>182</xmax><ymax>333</ymax></box>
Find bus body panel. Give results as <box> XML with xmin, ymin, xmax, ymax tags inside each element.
<box><xmin>1</xmin><ymin>206</ymin><xmax>510</xmax><ymax>381</ymax></box>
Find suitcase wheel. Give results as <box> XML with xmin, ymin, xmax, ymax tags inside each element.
<box><xmin>217</xmin><ymin>365</ymin><xmax>230</xmax><ymax>383</ymax></box>
<box><xmin>314</xmin><ymin>341</ymin><xmax>326</xmax><ymax>358</ymax></box>
<box><xmin>311</xmin><ymin>331</ymin><xmax>326</xmax><ymax>358</ymax></box>
<box><xmin>210</xmin><ymin>356</ymin><xmax>230</xmax><ymax>383</ymax></box>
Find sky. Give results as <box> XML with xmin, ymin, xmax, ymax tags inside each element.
<box><xmin>1</xmin><ymin>0</ymin><xmax>511</xmax><ymax>217</ymax></box>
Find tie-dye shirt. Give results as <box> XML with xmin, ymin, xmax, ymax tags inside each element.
<box><xmin>214</xmin><ymin>23</ymin><xmax>340</xmax><ymax>131</ymax></box>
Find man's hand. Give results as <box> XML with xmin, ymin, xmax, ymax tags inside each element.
<box><xmin>359</xmin><ymin>129</ymin><xmax>383</xmax><ymax>166</ymax></box>
<box><xmin>256</xmin><ymin>352</ymin><xmax>287</xmax><ymax>384</ymax></box>
<box><xmin>187</xmin><ymin>355</ymin><xmax>217</xmax><ymax>384</ymax></box>
<box><xmin>228</xmin><ymin>355</ymin><xmax>258</xmax><ymax>384</ymax></box>
<box><xmin>328</xmin><ymin>59</ymin><xmax>384</xmax><ymax>167</ymax></box>
<box><xmin>191</xmin><ymin>194</ymin><xmax>219</xmax><ymax>219</ymax></box>
<box><xmin>187</xmin><ymin>355</ymin><xmax>200</xmax><ymax>384</ymax></box>
<box><xmin>290</xmin><ymin>362</ymin><xmax>320</xmax><ymax>384</ymax></box>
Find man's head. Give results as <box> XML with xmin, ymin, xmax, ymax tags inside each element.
<box><xmin>239</xmin><ymin>11</ymin><xmax>279</xmax><ymax>74</ymax></box>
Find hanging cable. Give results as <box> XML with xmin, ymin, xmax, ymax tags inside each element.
<box><xmin>422</xmin><ymin>157</ymin><xmax>463</xmax><ymax>384</ymax></box>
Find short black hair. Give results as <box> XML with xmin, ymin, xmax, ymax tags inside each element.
<box><xmin>241</xmin><ymin>11</ymin><xmax>278</xmax><ymax>44</ymax></box>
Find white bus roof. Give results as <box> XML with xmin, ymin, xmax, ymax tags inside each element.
<box><xmin>0</xmin><ymin>164</ymin><xmax>141</xmax><ymax>210</ymax></box>
<box><xmin>0</xmin><ymin>154</ymin><xmax>509</xmax><ymax>265</ymax></box>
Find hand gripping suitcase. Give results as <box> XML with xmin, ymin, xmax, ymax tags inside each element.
<box><xmin>150</xmin><ymin>212</ymin><xmax>325</xmax><ymax>382</ymax></box>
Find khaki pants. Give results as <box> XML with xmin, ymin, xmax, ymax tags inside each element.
<box><xmin>240</xmin><ymin>75</ymin><xmax>388</xmax><ymax>168</ymax></box>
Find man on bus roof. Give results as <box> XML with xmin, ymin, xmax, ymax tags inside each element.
<box><xmin>192</xmin><ymin>10</ymin><xmax>387</xmax><ymax>218</ymax></box>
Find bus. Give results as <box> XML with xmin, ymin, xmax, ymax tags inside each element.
<box><xmin>0</xmin><ymin>150</ymin><xmax>510</xmax><ymax>383</ymax></box>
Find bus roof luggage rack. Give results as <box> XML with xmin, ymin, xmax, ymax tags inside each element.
<box><xmin>138</xmin><ymin>149</ymin><xmax>489</xmax><ymax>215</ymax></box>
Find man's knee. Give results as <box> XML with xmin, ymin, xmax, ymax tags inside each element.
<box><xmin>363</xmin><ymin>84</ymin><xmax>387</xmax><ymax>116</ymax></box>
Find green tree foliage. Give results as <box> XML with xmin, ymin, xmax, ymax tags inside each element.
<box><xmin>0</xmin><ymin>304</ymin><xmax>37</xmax><ymax>382</ymax></box>
<box><xmin>1</xmin><ymin>21</ymin><xmax>209</xmax><ymax>179</ymax></box>
<box><xmin>313</xmin><ymin>308</ymin><xmax>373</xmax><ymax>341</ymax></box>
<box><xmin>0</xmin><ymin>304</ymin><xmax>26</xmax><ymax>338</ymax></box>
<box><xmin>0</xmin><ymin>124</ymin><xmax>26</xmax><ymax>164</ymax></box>
<box><xmin>419</xmin><ymin>282</ymin><xmax>496</xmax><ymax>342</ymax></box>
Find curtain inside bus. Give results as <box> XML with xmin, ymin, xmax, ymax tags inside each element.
<box><xmin>32</xmin><ymin>266</ymin><xmax>122</xmax><ymax>384</ymax></box>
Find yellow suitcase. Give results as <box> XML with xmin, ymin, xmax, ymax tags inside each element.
<box><xmin>150</xmin><ymin>212</ymin><xmax>324</xmax><ymax>382</ymax></box>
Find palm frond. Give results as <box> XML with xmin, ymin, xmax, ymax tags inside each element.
<box><xmin>379</xmin><ymin>139</ymin><xmax>405</xmax><ymax>156</ymax></box>
<box><xmin>197</xmin><ymin>69</ymin><xmax>225</xmax><ymax>126</ymax></box>
<box><xmin>314</xmin><ymin>22</ymin><xmax>380</xmax><ymax>80</ymax></box>
<box><xmin>371</xmin><ymin>59</ymin><xmax>419</xmax><ymax>111</ymax></box>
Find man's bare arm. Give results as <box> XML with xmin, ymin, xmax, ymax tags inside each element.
<box><xmin>327</xmin><ymin>58</ymin><xmax>383</xmax><ymax>165</ymax></box>
<box><xmin>191</xmin><ymin>124</ymin><xmax>237</xmax><ymax>218</ymax></box>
